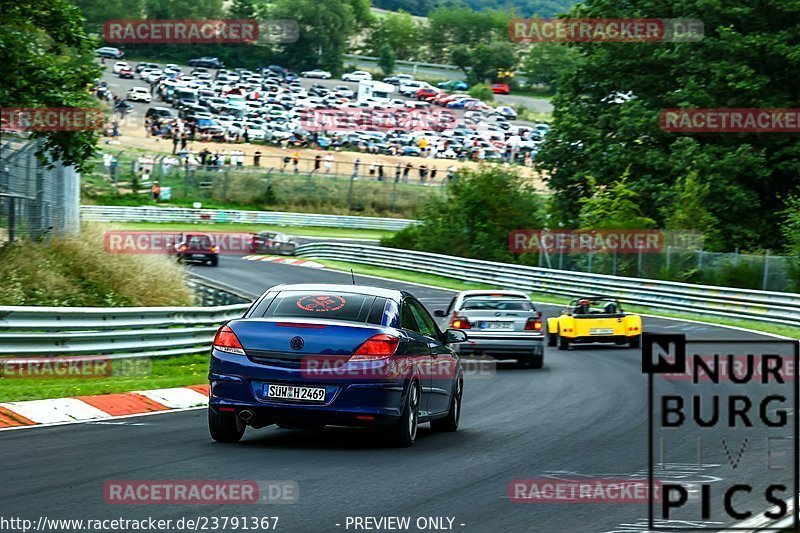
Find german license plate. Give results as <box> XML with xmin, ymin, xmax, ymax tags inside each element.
<box><xmin>480</xmin><ymin>322</ymin><xmax>513</xmax><ymax>330</ymax></box>
<box><xmin>590</xmin><ymin>328</ymin><xmax>614</xmax><ymax>335</ymax></box>
<box><xmin>265</xmin><ymin>384</ymin><xmax>326</xmax><ymax>402</ymax></box>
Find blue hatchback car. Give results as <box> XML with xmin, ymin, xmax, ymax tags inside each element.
<box><xmin>208</xmin><ymin>284</ymin><xmax>467</xmax><ymax>446</ymax></box>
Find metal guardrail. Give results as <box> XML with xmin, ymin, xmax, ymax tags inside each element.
<box><xmin>295</xmin><ymin>242</ymin><xmax>800</xmax><ymax>328</ymax></box>
<box><xmin>344</xmin><ymin>54</ymin><xmax>462</xmax><ymax>71</ymax></box>
<box><xmin>81</xmin><ymin>205</ymin><xmax>416</xmax><ymax>231</ymax></box>
<box><xmin>343</xmin><ymin>54</ymin><xmax>532</xmax><ymax>82</ymax></box>
<box><xmin>0</xmin><ymin>279</ymin><xmax>252</xmax><ymax>359</ymax></box>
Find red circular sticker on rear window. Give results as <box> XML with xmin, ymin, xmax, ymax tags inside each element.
<box><xmin>296</xmin><ymin>295</ymin><xmax>346</xmax><ymax>312</ymax></box>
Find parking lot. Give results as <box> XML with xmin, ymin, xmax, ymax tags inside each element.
<box><xmin>97</xmin><ymin>57</ymin><xmax>550</xmax><ymax>171</ymax></box>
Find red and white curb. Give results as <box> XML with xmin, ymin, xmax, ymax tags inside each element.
<box><xmin>0</xmin><ymin>384</ymin><xmax>209</xmax><ymax>430</ymax></box>
<box><xmin>242</xmin><ymin>255</ymin><xmax>324</xmax><ymax>268</ymax></box>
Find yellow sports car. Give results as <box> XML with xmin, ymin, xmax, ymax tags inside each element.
<box><xmin>546</xmin><ymin>296</ymin><xmax>642</xmax><ymax>350</ymax></box>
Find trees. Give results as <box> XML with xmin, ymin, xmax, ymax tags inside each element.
<box><xmin>427</xmin><ymin>7</ymin><xmax>510</xmax><ymax>63</ymax></box>
<box><xmin>521</xmin><ymin>43</ymin><xmax>579</xmax><ymax>90</ymax></box>
<box><xmin>266</xmin><ymin>0</ymin><xmax>369</xmax><ymax>72</ymax></box>
<box><xmin>70</xmin><ymin>0</ymin><xmax>144</xmax><ymax>33</ymax></box>
<box><xmin>661</xmin><ymin>171</ymin><xmax>720</xmax><ymax>249</ymax></box>
<box><xmin>378</xmin><ymin>43</ymin><xmax>396</xmax><ymax>77</ymax></box>
<box><xmin>382</xmin><ymin>166</ymin><xmax>545</xmax><ymax>262</ymax></box>
<box><xmin>366</xmin><ymin>11</ymin><xmax>421</xmax><ymax>60</ymax></box>
<box><xmin>781</xmin><ymin>195</ymin><xmax>800</xmax><ymax>256</ymax></box>
<box><xmin>538</xmin><ymin>0</ymin><xmax>800</xmax><ymax>251</ymax></box>
<box><xmin>468</xmin><ymin>41</ymin><xmax>517</xmax><ymax>83</ymax></box>
<box><xmin>227</xmin><ymin>0</ymin><xmax>257</xmax><ymax>19</ymax></box>
<box><xmin>144</xmin><ymin>0</ymin><xmax>224</xmax><ymax>19</ymax></box>
<box><xmin>578</xmin><ymin>173</ymin><xmax>655</xmax><ymax>230</ymax></box>
<box><xmin>468</xmin><ymin>84</ymin><xmax>494</xmax><ymax>101</ymax></box>
<box><xmin>1</xmin><ymin>0</ymin><xmax>102</xmax><ymax>170</ymax></box>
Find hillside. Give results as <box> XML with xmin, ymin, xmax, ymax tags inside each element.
<box><xmin>372</xmin><ymin>0</ymin><xmax>579</xmax><ymax>17</ymax></box>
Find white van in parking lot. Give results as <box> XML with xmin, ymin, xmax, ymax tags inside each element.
<box><xmin>357</xmin><ymin>81</ymin><xmax>395</xmax><ymax>104</ymax></box>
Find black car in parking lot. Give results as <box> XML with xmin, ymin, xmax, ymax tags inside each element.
<box><xmin>188</xmin><ymin>57</ymin><xmax>224</xmax><ymax>69</ymax></box>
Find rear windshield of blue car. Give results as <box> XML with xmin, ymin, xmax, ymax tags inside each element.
<box><xmin>261</xmin><ymin>291</ymin><xmax>386</xmax><ymax>324</ymax></box>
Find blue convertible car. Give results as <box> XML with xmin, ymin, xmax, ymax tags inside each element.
<box><xmin>208</xmin><ymin>284</ymin><xmax>467</xmax><ymax>446</ymax></box>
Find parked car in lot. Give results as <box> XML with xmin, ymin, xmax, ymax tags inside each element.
<box><xmin>126</xmin><ymin>87</ymin><xmax>152</xmax><ymax>103</ymax></box>
<box><xmin>342</xmin><ymin>70</ymin><xmax>372</xmax><ymax>82</ymax></box>
<box><xmin>438</xmin><ymin>80</ymin><xmax>468</xmax><ymax>91</ymax></box>
<box><xmin>112</xmin><ymin>61</ymin><xmax>131</xmax><ymax>74</ymax></box>
<box><xmin>96</xmin><ymin>46</ymin><xmax>124</xmax><ymax>59</ymax></box>
<box><xmin>399</xmin><ymin>80</ymin><xmax>432</xmax><ymax>97</ymax></box>
<box><xmin>136</xmin><ymin>62</ymin><xmax>160</xmax><ymax>73</ymax></box>
<box><xmin>309</xmin><ymin>84</ymin><xmax>329</xmax><ymax>97</ymax></box>
<box><xmin>546</xmin><ymin>296</ymin><xmax>642</xmax><ymax>350</ymax></box>
<box><xmin>301</xmin><ymin>69</ymin><xmax>332</xmax><ymax>79</ymax></box>
<box><xmin>491</xmin><ymin>83</ymin><xmax>511</xmax><ymax>95</ymax></box>
<box><xmin>145</xmin><ymin>107</ymin><xmax>176</xmax><ymax>123</ymax></box>
<box><xmin>118</xmin><ymin>67</ymin><xmax>135</xmax><ymax>79</ymax></box>
<box><xmin>416</xmin><ymin>87</ymin><xmax>439</xmax><ymax>100</ymax></box>
<box><xmin>207</xmin><ymin>283</ymin><xmax>467</xmax><ymax>446</ymax></box>
<box><xmin>248</xmin><ymin>231</ymin><xmax>297</xmax><ymax>255</ymax></box>
<box><xmin>188</xmin><ymin>57</ymin><xmax>224</xmax><ymax>69</ymax></box>
<box><xmin>333</xmin><ymin>85</ymin><xmax>355</xmax><ymax>98</ymax></box>
<box><xmin>382</xmin><ymin>74</ymin><xmax>414</xmax><ymax>86</ymax></box>
<box><xmin>436</xmin><ymin>290</ymin><xmax>544</xmax><ymax>368</ymax></box>
<box><xmin>495</xmin><ymin>105</ymin><xmax>518</xmax><ymax>119</ymax></box>
<box><xmin>447</xmin><ymin>97</ymin><xmax>478</xmax><ymax>109</ymax></box>
<box><xmin>171</xmin><ymin>233</ymin><xmax>219</xmax><ymax>266</ymax></box>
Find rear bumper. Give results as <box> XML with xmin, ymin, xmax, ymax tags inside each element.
<box><xmin>566</xmin><ymin>335</ymin><xmax>632</xmax><ymax>344</ymax></box>
<box><xmin>176</xmin><ymin>252</ymin><xmax>217</xmax><ymax>261</ymax></box>
<box><xmin>454</xmin><ymin>332</ymin><xmax>544</xmax><ymax>357</ymax></box>
<box><xmin>208</xmin><ymin>350</ymin><xmax>410</xmax><ymax>427</ymax></box>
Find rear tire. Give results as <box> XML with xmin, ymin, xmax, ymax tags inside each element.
<box><xmin>522</xmin><ymin>353</ymin><xmax>544</xmax><ymax>369</ymax></box>
<box><xmin>547</xmin><ymin>331</ymin><xmax>557</xmax><ymax>347</ymax></box>
<box><xmin>629</xmin><ymin>335</ymin><xmax>641</xmax><ymax>349</ymax></box>
<box><xmin>210</xmin><ymin>256</ymin><xmax>219</xmax><ymax>267</ymax></box>
<box><xmin>431</xmin><ymin>376</ymin><xmax>462</xmax><ymax>432</ymax></box>
<box><xmin>208</xmin><ymin>408</ymin><xmax>245</xmax><ymax>443</ymax></box>
<box><xmin>558</xmin><ymin>334</ymin><xmax>570</xmax><ymax>351</ymax></box>
<box><xmin>386</xmin><ymin>381</ymin><xmax>419</xmax><ymax>447</ymax></box>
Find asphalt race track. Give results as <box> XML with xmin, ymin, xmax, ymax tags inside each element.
<box><xmin>1</xmin><ymin>256</ymin><xmax>793</xmax><ymax>533</ymax></box>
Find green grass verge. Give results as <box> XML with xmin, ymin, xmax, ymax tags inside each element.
<box><xmin>319</xmin><ymin>259</ymin><xmax>496</xmax><ymax>292</ymax></box>
<box><xmin>318</xmin><ymin>259</ymin><xmax>800</xmax><ymax>339</ymax></box>
<box><xmin>0</xmin><ymin>354</ymin><xmax>208</xmax><ymax>402</ymax></box>
<box><xmin>104</xmin><ymin>222</ymin><xmax>396</xmax><ymax>240</ymax></box>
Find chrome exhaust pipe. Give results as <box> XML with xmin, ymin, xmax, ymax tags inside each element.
<box><xmin>239</xmin><ymin>410</ymin><xmax>254</xmax><ymax>422</ymax></box>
